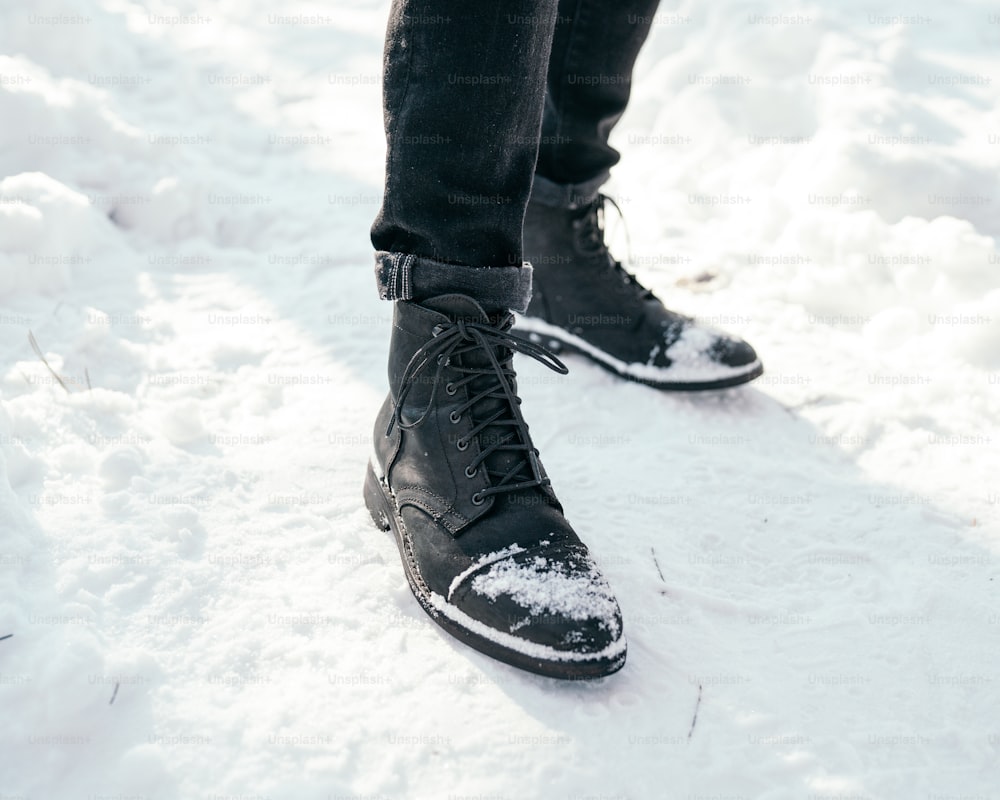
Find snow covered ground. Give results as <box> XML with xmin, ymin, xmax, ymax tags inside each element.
<box><xmin>1</xmin><ymin>0</ymin><xmax>998</xmax><ymax>797</ymax></box>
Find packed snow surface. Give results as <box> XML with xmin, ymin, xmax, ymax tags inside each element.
<box><xmin>1</xmin><ymin>0</ymin><xmax>998</xmax><ymax>798</ymax></box>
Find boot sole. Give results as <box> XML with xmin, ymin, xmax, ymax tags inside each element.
<box><xmin>514</xmin><ymin>315</ymin><xmax>764</xmax><ymax>391</ymax></box>
<box><xmin>363</xmin><ymin>459</ymin><xmax>627</xmax><ymax>680</ymax></box>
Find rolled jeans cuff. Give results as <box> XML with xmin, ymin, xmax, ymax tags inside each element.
<box><xmin>374</xmin><ymin>251</ymin><xmax>534</xmax><ymax>313</ymax></box>
<box><xmin>529</xmin><ymin>172</ymin><xmax>610</xmax><ymax>210</ymax></box>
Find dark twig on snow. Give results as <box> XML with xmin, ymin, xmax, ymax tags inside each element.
<box><xmin>0</xmin><ymin>633</ymin><xmax>12</xmax><ymax>642</ymax></box>
<box><xmin>687</xmin><ymin>683</ymin><xmax>703</xmax><ymax>741</ymax></box>
<box><xmin>109</xmin><ymin>681</ymin><xmax>120</xmax><ymax>705</ymax></box>
<box><xmin>651</xmin><ymin>546</ymin><xmax>665</xmax><ymax>583</ymax></box>
<box><xmin>27</xmin><ymin>331</ymin><xmax>72</xmax><ymax>394</ymax></box>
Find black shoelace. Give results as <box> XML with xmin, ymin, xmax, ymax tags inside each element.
<box><xmin>576</xmin><ymin>194</ymin><xmax>655</xmax><ymax>300</ymax></box>
<box><xmin>387</xmin><ymin>315</ymin><xmax>568</xmax><ymax>501</ymax></box>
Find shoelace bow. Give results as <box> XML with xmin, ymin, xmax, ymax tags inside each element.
<box><xmin>387</xmin><ymin>316</ymin><xmax>569</xmax><ymax>499</ymax></box>
<box><xmin>577</xmin><ymin>194</ymin><xmax>655</xmax><ymax>300</ymax></box>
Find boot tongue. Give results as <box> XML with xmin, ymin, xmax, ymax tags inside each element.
<box><xmin>421</xmin><ymin>294</ymin><xmax>535</xmax><ymax>493</ymax></box>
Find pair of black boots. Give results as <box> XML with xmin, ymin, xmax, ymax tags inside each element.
<box><xmin>364</xmin><ymin>196</ymin><xmax>762</xmax><ymax>679</ymax></box>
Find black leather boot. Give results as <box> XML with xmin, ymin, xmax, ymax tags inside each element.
<box><xmin>364</xmin><ymin>294</ymin><xmax>626</xmax><ymax>679</ymax></box>
<box><xmin>520</xmin><ymin>194</ymin><xmax>764</xmax><ymax>390</ymax></box>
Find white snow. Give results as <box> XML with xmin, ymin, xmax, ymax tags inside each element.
<box><xmin>469</xmin><ymin>554</ymin><xmax>621</xmax><ymax>631</ymax></box>
<box><xmin>1</xmin><ymin>0</ymin><xmax>999</xmax><ymax>798</ymax></box>
<box><xmin>447</xmin><ymin>543</ymin><xmax>526</xmax><ymax>602</ymax></box>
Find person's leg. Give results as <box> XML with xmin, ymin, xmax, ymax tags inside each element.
<box><xmin>365</xmin><ymin>1</ymin><xmax>626</xmax><ymax>679</ymax></box>
<box><xmin>521</xmin><ymin>0</ymin><xmax>764</xmax><ymax>390</ymax></box>
<box><xmin>534</xmin><ymin>0</ymin><xmax>661</xmax><ymax>205</ymax></box>
<box><xmin>370</xmin><ymin>1</ymin><xmax>555</xmax><ymax>312</ymax></box>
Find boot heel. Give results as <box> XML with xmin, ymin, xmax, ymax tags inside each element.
<box><xmin>363</xmin><ymin>461</ymin><xmax>392</xmax><ymax>532</ymax></box>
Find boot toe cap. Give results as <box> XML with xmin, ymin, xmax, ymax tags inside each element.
<box><xmin>709</xmin><ymin>334</ymin><xmax>759</xmax><ymax>369</ymax></box>
<box><xmin>448</xmin><ymin>543</ymin><xmax>625</xmax><ymax>656</ymax></box>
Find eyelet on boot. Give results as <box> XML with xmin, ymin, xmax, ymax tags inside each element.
<box><xmin>445</xmin><ymin>382</ymin><xmax>456</xmax><ymax>395</ymax></box>
<box><xmin>449</xmin><ymin>411</ymin><xmax>461</xmax><ymax>424</ymax></box>
<box><xmin>456</xmin><ymin>438</ymin><xmax>469</xmax><ymax>451</ymax></box>
<box><xmin>471</xmin><ymin>492</ymin><xmax>485</xmax><ymax>505</ymax></box>
<box><xmin>464</xmin><ymin>464</ymin><xmax>477</xmax><ymax>478</ymax></box>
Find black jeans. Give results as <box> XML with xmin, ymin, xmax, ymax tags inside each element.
<box><xmin>371</xmin><ymin>0</ymin><xmax>661</xmax><ymax>312</ymax></box>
